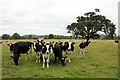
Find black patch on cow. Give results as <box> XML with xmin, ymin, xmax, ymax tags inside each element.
<box><xmin>53</xmin><ymin>42</ymin><xmax>65</xmax><ymax>66</ymax></box>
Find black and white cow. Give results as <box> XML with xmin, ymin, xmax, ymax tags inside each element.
<box><xmin>79</xmin><ymin>41</ymin><xmax>91</xmax><ymax>54</ymax></box>
<box><xmin>53</xmin><ymin>42</ymin><xmax>65</xmax><ymax>66</ymax></box>
<box><xmin>63</xmin><ymin>41</ymin><xmax>75</xmax><ymax>63</ymax></box>
<box><xmin>114</xmin><ymin>40</ymin><xmax>119</xmax><ymax>44</ymax></box>
<box><xmin>33</xmin><ymin>40</ymin><xmax>43</xmax><ymax>63</ymax></box>
<box><xmin>11</xmin><ymin>42</ymin><xmax>33</xmax><ymax>66</ymax></box>
<box><xmin>42</xmin><ymin>42</ymin><xmax>53</xmax><ymax>68</ymax></box>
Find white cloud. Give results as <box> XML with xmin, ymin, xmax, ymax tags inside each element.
<box><xmin>0</xmin><ymin>0</ymin><xmax>119</xmax><ymax>36</ymax></box>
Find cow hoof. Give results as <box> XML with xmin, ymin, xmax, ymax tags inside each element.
<box><xmin>62</xmin><ymin>64</ymin><xmax>65</xmax><ymax>66</ymax></box>
<box><xmin>15</xmin><ymin>64</ymin><xmax>19</xmax><ymax>66</ymax></box>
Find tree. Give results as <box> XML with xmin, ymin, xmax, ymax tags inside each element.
<box><xmin>28</xmin><ymin>35</ymin><xmax>32</xmax><ymax>39</ymax></box>
<box><xmin>2</xmin><ymin>34</ymin><xmax>10</xmax><ymax>40</ymax></box>
<box><xmin>67</xmin><ymin>9</ymin><xmax>116</xmax><ymax>41</ymax></box>
<box><xmin>48</xmin><ymin>34</ymin><xmax>54</xmax><ymax>39</ymax></box>
<box><xmin>11</xmin><ymin>33</ymin><xmax>21</xmax><ymax>39</ymax></box>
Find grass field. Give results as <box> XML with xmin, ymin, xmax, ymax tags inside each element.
<box><xmin>1</xmin><ymin>39</ymin><xmax>119</xmax><ymax>78</ymax></box>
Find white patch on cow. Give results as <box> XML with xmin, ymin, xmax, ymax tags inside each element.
<box><xmin>46</xmin><ymin>54</ymin><xmax>50</xmax><ymax>68</ymax></box>
<box><xmin>42</xmin><ymin>54</ymin><xmax>45</xmax><ymax>68</ymax></box>
<box><xmin>33</xmin><ymin>41</ymin><xmax>36</xmax><ymax>49</ymax></box>
<box><xmin>39</xmin><ymin>42</ymin><xmax>41</xmax><ymax>45</ymax></box>
<box><xmin>68</xmin><ymin>42</ymin><xmax>72</xmax><ymax>50</ymax></box>
<box><xmin>46</xmin><ymin>45</ymin><xmax>50</xmax><ymax>53</ymax></box>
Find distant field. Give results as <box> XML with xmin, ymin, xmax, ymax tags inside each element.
<box><xmin>1</xmin><ymin>39</ymin><xmax>118</xmax><ymax>78</ymax></box>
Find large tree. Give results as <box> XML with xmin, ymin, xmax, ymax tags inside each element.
<box><xmin>67</xmin><ymin>9</ymin><xmax>116</xmax><ymax>41</ymax></box>
<box><xmin>11</xmin><ymin>33</ymin><xmax>21</xmax><ymax>39</ymax></box>
<box><xmin>2</xmin><ymin>34</ymin><xmax>10</xmax><ymax>40</ymax></box>
<box><xmin>48</xmin><ymin>34</ymin><xmax>54</xmax><ymax>39</ymax></box>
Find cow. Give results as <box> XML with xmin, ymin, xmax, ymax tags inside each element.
<box><xmin>10</xmin><ymin>42</ymin><xmax>33</xmax><ymax>66</ymax></box>
<box><xmin>79</xmin><ymin>41</ymin><xmax>91</xmax><ymax>54</ymax></box>
<box><xmin>53</xmin><ymin>41</ymin><xmax>65</xmax><ymax>66</ymax></box>
<box><xmin>63</xmin><ymin>41</ymin><xmax>75</xmax><ymax>63</ymax></box>
<box><xmin>42</xmin><ymin>42</ymin><xmax>53</xmax><ymax>68</ymax></box>
<box><xmin>33</xmin><ymin>40</ymin><xmax>43</xmax><ymax>63</ymax></box>
<box><xmin>7</xmin><ymin>43</ymin><xmax>14</xmax><ymax>57</ymax></box>
<box><xmin>114</xmin><ymin>40</ymin><xmax>119</xmax><ymax>44</ymax></box>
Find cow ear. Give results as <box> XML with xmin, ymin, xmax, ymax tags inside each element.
<box><xmin>33</xmin><ymin>41</ymin><xmax>36</xmax><ymax>42</ymax></box>
<box><xmin>73</xmin><ymin>42</ymin><xmax>75</xmax><ymax>44</ymax></box>
<box><xmin>44</xmin><ymin>43</ymin><xmax>46</xmax><ymax>45</ymax></box>
<box><xmin>52</xmin><ymin>41</ymin><xmax>54</xmax><ymax>43</ymax></box>
<box><xmin>7</xmin><ymin>43</ymin><xmax>12</xmax><ymax>46</ymax></box>
<box><xmin>7</xmin><ymin>44</ymin><xmax>10</xmax><ymax>46</ymax></box>
<box><xmin>65</xmin><ymin>42</ymin><xmax>67</xmax><ymax>44</ymax></box>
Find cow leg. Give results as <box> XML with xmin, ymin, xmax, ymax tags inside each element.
<box><xmin>13</xmin><ymin>54</ymin><xmax>20</xmax><ymax>66</ymax></box>
<box><xmin>47</xmin><ymin>55</ymin><xmax>50</xmax><ymax>68</ymax></box>
<box><xmin>36</xmin><ymin>52</ymin><xmax>39</xmax><ymax>63</ymax></box>
<box><xmin>83</xmin><ymin>48</ymin><xmax>85</xmax><ymax>54</ymax></box>
<box><xmin>38</xmin><ymin>52</ymin><xmax>41</xmax><ymax>63</ymax></box>
<box><xmin>42</xmin><ymin>54</ymin><xmax>45</xmax><ymax>68</ymax></box>
<box><xmin>65</xmin><ymin>51</ymin><xmax>68</xmax><ymax>62</ymax></box>
<box><xmin>85</xmin><ymin>47</ymin><xmax>87</xmax><ymax>53</ymax></box>
<box><xmin>68</xmin><ymin>58</ymin><xmax>71</xmax><ymax>62</ymax></box>
<box><xmin>80</xmin><ymin>49</ymin><xmax>82</xmax><ymax>54</ymax></box>
<box><xmin>25</xmin><ymin>53</ymin><xmax>28</xmax><ymax>61</ymax></box>
<box><xmin>65</xmin><ymin>56</ymin><xmax>67</xmax><ymax>63</ymax></box>
<box><xmin>29</xmin><ymin>48</ymin><xmax>32</xmax><ymax>59</ymax></box>
<box><xmin>59</xmin><ymin>57</ymin><xmax>65</xmax><ymax>66</ymax></box>
<box><xmin>80</xmin><ymin>49</ymin><xmax>83</xmax><ymax>54</ymax></box>
<box><xmin>54</xmin><ymin>55</ymin><xmax>57</xmax><ymax>63</ymax></box>
<box><xmin>68</xmin><ymin>52</ymin><xmax>71</xmax><ymax>63</ymax></box>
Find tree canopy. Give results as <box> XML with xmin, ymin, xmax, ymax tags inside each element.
<box><xmin>2</xmin><ymin>34</ymin><xmax>10</xmax><ymax>40</ymax></box>
<box><xmin>48</xmin><ymin>34</ymin><xmax>54</xmax><ymax>39</ymax></box>
<box><xmin>11</xmin><ymin>33</ymin><xmax>21</xmax><ymax>39</ymax></box>
<box><xmin>67</xmin><ymin>9</ymin><xmax>116</xmax><ymax>41</ymax></box>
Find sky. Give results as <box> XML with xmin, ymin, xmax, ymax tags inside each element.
<box><xmin>0</xmin><ymin>0</ymin><xmax>119</xmax><ymax>36</ymax></box>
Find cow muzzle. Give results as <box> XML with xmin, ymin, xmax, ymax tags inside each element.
<box><xmin>67</xmin><ymin>49</ymin><xmax>71</xmax><ymax>51</ymax></box>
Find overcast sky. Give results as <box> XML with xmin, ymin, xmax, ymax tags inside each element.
<box><xmin>0</xmin><ymin>0</ymin><xmax>119</xmax><ymax>36</ymax></box>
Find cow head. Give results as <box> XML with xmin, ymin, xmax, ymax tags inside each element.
<box><xmin>7</xmin><ymin>43</ymin><xmax>14</xmax><ymax>57</ymax></box>
<box><xmin>33</xmin><ymin>40</ymin><xmax>43</xmax><ymax>49</ymax></box>
<box><xmin>42</xmin><ymin>42</ymin><xmax>53</xmax><ymax>54</ymax></box>
<box><xmin>85</xmin><ymin>41</ymin><xmax>91</xmax><ymax>47</ymax></box>
<box><xmin>56</xmin><ymin>41</ymin><xmax>63</xmax><ymax>46</ymax></box>
<box><xmin>64</xmin><ymin>41</ymin><xmax>75</xmax><ymax>52</ymax></box>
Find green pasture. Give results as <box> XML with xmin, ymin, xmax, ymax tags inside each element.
<box><xmin>1</xmin><ymin>39</ymin><xmax>118</xmax><ymax>78</ymax></box>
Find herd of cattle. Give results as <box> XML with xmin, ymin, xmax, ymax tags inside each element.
<box><xmin>6</xmin><ymin>39</ymin><xmax>93</xmax><ymax>68</ymax></box>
